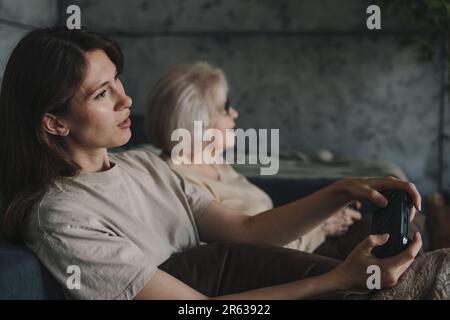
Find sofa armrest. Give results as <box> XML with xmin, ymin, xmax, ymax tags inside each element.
<box><xmin>247</xmin><ymin>176</ymin><xmax>372</xmax><ymax>215</ymax></box>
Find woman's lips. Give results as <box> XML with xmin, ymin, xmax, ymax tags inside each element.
<box><xmin>118</xmin><ymin>117</ymin><xmax>131</xmax><ymax>129</ymax></box>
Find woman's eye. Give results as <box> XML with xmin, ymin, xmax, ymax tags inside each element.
<box><xmin>94</xmin><ymin>90</ymin><xmax>107</xmax><ymax>100</ymax></box>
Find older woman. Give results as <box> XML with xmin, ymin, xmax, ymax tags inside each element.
<box><xmin>145</xmin><ymin>62</ymin><xmax>364</xmax><ymax>254</ymax></box>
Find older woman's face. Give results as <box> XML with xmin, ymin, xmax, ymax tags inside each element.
<box><xmin>210</xmin><ymin>89</ymin><xmax>238</xmax><ymax>151</ymax></box>
<box><xmin>63</xmin><ymin>49</ymin><xmax>133</xmax><ymax>151</ymax></box>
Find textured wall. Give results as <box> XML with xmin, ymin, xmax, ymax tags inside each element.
<box><xmin>0</xmin><ymin>0</ymin><xmax>57</xmax><ymax>78</ymax></box>
<box><xmin>1</xmin><ymin>0</ymin><xmax>448</xmax><ymax>196</ymax></box>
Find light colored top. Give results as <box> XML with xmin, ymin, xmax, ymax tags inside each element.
<box><xmin>165</xmin><ymin>160</ymin><xmax>274</xmax><ymax>215</ymax></box>
<box><xmin>165</xmin><ymin>158</ymin><xmax>326</xmax><ymax>253</ymax></box>
<box><xmin>24</xmin><ymin>148</ymin><xmax>214</xmax><ymax>300</ymax></box>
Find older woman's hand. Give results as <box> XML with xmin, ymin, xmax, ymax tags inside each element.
<box><xmin>321</xmin><ymin>206</ymin><xmax>362</xmax><ymax>237</ymax></box>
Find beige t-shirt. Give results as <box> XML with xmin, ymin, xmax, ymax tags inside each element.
<box><xmin>24</xmin><ymin>148</ymin><xmax>215</xmax><ymax>300</ymax></box>
<box><xmin>165</xmin><ymin>159</ymin><xmax>326</xmax><ymax>253</ymax></box>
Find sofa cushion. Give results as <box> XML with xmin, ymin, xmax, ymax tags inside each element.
<box><xmin>0</xmin><ymin>245</ymin><xmax>64</xmax><ymax>299</ymax></box>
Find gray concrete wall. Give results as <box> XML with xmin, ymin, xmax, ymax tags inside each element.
<box><xmin>1</xmin><ymin>0</ymin><xmax>448</xmax><ymax>196</ymax></box>
<box><xmin>0</xmin><ymin>0</ymin><xmax>57</xmax><ymax>79</ymax></box>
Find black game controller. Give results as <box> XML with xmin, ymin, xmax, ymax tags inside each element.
<box><xmin>371</xmin><ymin>189</ymin><xmax>412</xmax><ymax>258</ymax></box>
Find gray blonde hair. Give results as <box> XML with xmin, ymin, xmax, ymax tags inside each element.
<box><xmin>145</xmin><ymin>62</ymin><xmax>229</xmax><ymax>153</ymax></box>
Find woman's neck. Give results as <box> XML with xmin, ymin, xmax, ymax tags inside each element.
<box><xmin>168</xmin><ymin>148</ymin><xmax>222</xmax><ymax>180</ymax></box>
<box><xmin>69</xmin><ymin>148</ymin><xmax>111</xmax><ymax>173</ymax></box>
<box><xmin>187</xmin><ymin>163</ymin><xmax>220</xmax><ymax>181</ymax></box>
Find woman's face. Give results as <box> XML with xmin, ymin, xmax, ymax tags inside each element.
<box><xmin>61</xmin><ymin>49</ymin><xmax>133</xmax><ymax>151</ymax></box>
<box><xmin>210</xmin><ymin>88</ymin><xmax>239</xmax><ymax>152</ymax></box>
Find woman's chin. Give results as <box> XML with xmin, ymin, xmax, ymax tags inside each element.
<box><xmin>114</xmin><ymin>129</ymin><xmax>132</xmax><ymax>148</ymax></box>
<box><xmin>224</xmin><ymin>141</ymin><xmax>236</xmax><ymax>150</ymax></box>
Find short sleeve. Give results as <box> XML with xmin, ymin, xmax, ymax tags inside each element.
<box><xmin>172</xmin><ymin>170</ymin><xmax>215</xmax><ymax>219</ymax></box>
<box><xmin>28</xmin><ymin>207</ymin><xmax>156</xmax><ymax>300</ymax></box>
<box><xmin>111</xmin><ymin>148</ymin><xmax>214</xmax><ymax>219</ymax></box>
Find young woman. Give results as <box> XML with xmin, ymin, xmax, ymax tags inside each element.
<box><xmin>145</xmin><ymin>62</ymin><xmax>365</xmax><ymax>254</ymax></box>
<box><xmin>0</xmin><ymin>27</ymin><xmax>422</xmax><ymax>300</ymax></box>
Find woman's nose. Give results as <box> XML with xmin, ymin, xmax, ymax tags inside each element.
<box><xmin>125</xmin><ymin>95</ymin><xmax>133</xmax><ymax>109</ymax></box>
<box><xmin>230</xmin><ymin>107</ymin><xmax>238</xmax><ymax>119</ymax></box>
<box><xmin>118</xmin><ymin>93</ymin><xmax>132</xmax><ymax>110</ymax></box>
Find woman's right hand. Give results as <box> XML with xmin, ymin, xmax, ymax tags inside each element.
<box><xmin>330</xmin><ymin>232</ymin><xmax>422</xmax><ymax>291</ymax></box>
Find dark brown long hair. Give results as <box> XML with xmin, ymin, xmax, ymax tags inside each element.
<box><xmin>0</xmin><ymin>27</ymin><xmax>123</xmax><ymax>241</ymax></box>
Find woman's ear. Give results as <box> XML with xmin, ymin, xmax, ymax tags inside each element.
<box><xmin>42</xmin><ymin>113</ymin><xmax>70</xmax><ymax>136</ymax></box>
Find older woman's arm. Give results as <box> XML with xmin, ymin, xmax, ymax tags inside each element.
<box><xmin>196</xmin><ymin>176</ymin><xmax>420</xmax><ymax>247</ymax></box>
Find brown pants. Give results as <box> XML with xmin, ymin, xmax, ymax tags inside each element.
<box><xmin>159</xmin><ymin>241</ymin><xmax>341</xmax><ymax>298</ymax></box>
<box><xmin>159</xmin><ymin>214</ymin><xmax>425</xmax><ymax>298</ymax></box>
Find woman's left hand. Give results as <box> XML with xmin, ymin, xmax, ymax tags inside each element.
<box><xmin>332</xmin><ymin>176</ymin><xmax>421</xmax><ymax>222</ymax></box>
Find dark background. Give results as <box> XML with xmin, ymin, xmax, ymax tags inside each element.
<box><xmin>0</xmin><ymin>0</ymin><xmax>449</xmax><ymax>197</ymax></box>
